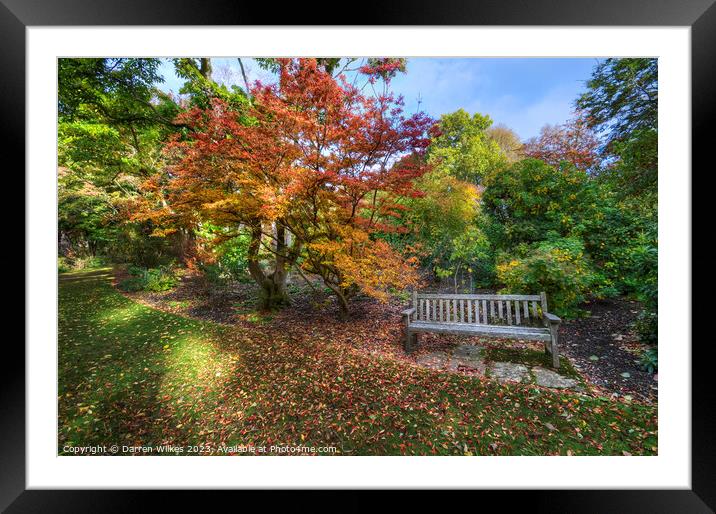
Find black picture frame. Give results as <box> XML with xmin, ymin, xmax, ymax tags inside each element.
<box><xmin>4</xmin><ymin>0</ymin><xmax>712</xmax><ymax>511</ymax></box>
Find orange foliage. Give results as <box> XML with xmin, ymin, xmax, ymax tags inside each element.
<box><xmin>141</xmin><ymin>58</ymin><xmax>435</xmax><ymax>311</ymax></box>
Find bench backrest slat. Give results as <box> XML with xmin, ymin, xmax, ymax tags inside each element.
<box><xmin>411</xmin><ymin>291</ymin><xmax>548</xmax><ymax>327</ymax></box>
<box><xmin>540</xmin><ymin>292</ymin><xmax>548</xmax><ymax>320</ymax></box>
<box><xmin>416</xmin><ymin>293</ymin><xmax>542</xmax><ymax>301</ymax></box>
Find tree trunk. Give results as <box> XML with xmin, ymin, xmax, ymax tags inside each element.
<box><xmin>237</xmin><ymin>58</ymin><xmax>252</xmax><ymax>100</ymax></box>
<box><xmin>335</xmin><ymin>288</ymin><xmax>350</xmax><ymax>318</ymax></box>
<box><xmin>246</xmin><ymin>223</ymin><xmax>291</xmax><ymax>310</ymax></box>
<box><xmin>258</xmin><ymin>273</ymin><xmax>290</xmax><ymax>310</ymax></box>
<box><xmin>87</xmin><ymin>237</ymin><xmax>97</xmax><ymax>257</ymax></box>
<box><xmin>175</xmin><ymin>228</ymin><xmax>197</xmax><ymax>264</ymax></box>
<box><xmin>199</xmin><ymin>58</ymin><xmax>212</xmax><ymax>80</ymax></box>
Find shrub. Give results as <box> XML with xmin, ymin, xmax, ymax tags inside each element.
<box><xmin>58</xmin><ymin>255</ymin><xmax>108</xmax><ymax>273</ymax></box>
<box><xmin>589</xmin><ymin>269</ymin><xmax>620</xmax><ymax>300</ymax></box>
<box><xmin>639</xmin><ymin>346</ymin><xmax>658</xmax><ymax>374</ymax></box>
<box><xmin>127</xmin><ymin>264</ymin><xmax>145</xmax><ymax>277</ymax></box>
<box><xmin>199</xmin><ymin>263</ymin><xmax>226</xmax><ymax>286</ymax></box>
<box><xmin>623</xmin><ymin>233</ymin><xmax>657</xmax><ymax>303</ymax></box>
<box><xmin>390</xmin><ymin>289</ymin><xmax>412</xmax><ymax>303</ymax></box>
<box><xmin>196</xmin><ymin>235</ymin><xmax>252</xmax><ymax>286</ymax></box>
<box><xmin>118</xmin><ymin>265</ymin><xmax>178</xmax><ymax>292</ymax></box>
<box><xmin>216</xmin><ymin>235</ymin><xmax>251</xmax><ymax>281</ymax></box>
<box><xmin>496</xmin><ymin>237</ymin><xmax>595</xmax><ymax>317</ymax></box>
<box><xmin>73</xmin><ymin>255</ymin><xmax>107</xmax><ymax>270</ymax></box>
<box><xmin>581</xmin><ymin>194</ymin><xmax>646</xmax><ymax>295</ymax></box>
<box><xmin>118</xmin><ymin>276</ymin><xmax>146</xmax><ymax>292</ymax></box>
<box><xmin>625</xmin><ymin>228</ymin><xmax>657</xmax><ymax>344</ymax></box>
<box><xmin>58</xmin><ymin>257</ymin><xmax>71</xmax><ymax>273</ymax></box>
<box><xmin>634</xmin><ymin>310</ymin><xmax>657</xmax><ymax>346</ymax></box>
<box><xmin>144</xmin><ymin>267</ymin><xmax>178</xmax><ymax>292</ymax></box>
<box><xmin>482</xmin><ymin>158</ymin><xmax>594</xmax><ymax>249</ymax></box>
<box><xmin>106</xmin><ymin>223</ymin><xmax>175</xmax><ymax>268</ymax></box>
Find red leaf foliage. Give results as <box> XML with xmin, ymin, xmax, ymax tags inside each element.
<box><xmin>523</xmin><ymin>114</ymin><xmax>602</xmax><ymax>172</ymax></box>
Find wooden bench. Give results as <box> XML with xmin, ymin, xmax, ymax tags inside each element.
<box><xmin>401</xmin><ymin>291</ymin><xmax>562</xmax><ymax>368</ymax></box>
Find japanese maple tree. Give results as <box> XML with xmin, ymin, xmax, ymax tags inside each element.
<box><xmin>150</xmin><ymin>58</ymin><xmax>434</xmax><ymax>313</ymax></box>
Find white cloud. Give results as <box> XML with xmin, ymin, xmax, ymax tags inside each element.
<box><xmin>391</xmin><ymin>58</ymin><xmax>489</xmax><ymax>115</ymax></box>
<box><xmin>471</xmin><ymin>85</ymin><xmax>578</xmax><ymax>141</ymax></box>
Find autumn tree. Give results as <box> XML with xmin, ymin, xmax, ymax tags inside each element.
<box><xmin>141</xmin><ymin>95</ymin><xmax>303</xmax><ymax>308</ymax></box>
<box><xmin>154</xmin><ymin>58</ymin><xmax>433</xmax><ymax>313</ymax></box>
<box><xmin>275</xmin><ymin>59</ymin><xmax>432</xmax><ymax>313</ymax></box>
<box><xmin>486</xmin><ymin>124</ymin><xmax>523</xmax><ymax>163</ymax></box>
<box><xmin>523</xmin><ymin>114</ymin><xmax>601</xmax><ymax>173</ymax></box>
<box><xmin>255</xmin><ymin>57</ymin><xmax>407</xmax><ymax>81</ymax></box>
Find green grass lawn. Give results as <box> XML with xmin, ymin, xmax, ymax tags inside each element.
<box><xmin>59</xmin><ymin>269</ymin><xmax>657</xmax><ymax>456</ymax></box>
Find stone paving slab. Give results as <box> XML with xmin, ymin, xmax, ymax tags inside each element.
<box><xmin>447</xmin><ymin>356</ymin><xmax>487</xmax><ymax>374</ymax></box>
<box><xmin>453</xmin><ymin>345</ymin><xmax>483</xmax><ymax>358</ymax></box>
<box><xmin>413</xmin><ymin>345</ymin><xmax>582</xmax><ymax>392</ymax></box>
<box><xmin>532</xmin><ymin>367</ymin><xmax>579</xmax><ymax>389</ymax></box>
<box><xmin>488</xmin><ymin>362</ymin><xmax>530</xmax><ymax>383</ymax></box>
<box><xmin>447</xmin><ymin>344</ymin><xmax>486</xmax><ymax>373</ymax></box>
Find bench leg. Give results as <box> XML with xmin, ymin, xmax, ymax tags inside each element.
<box><xmin>404</xmin><ymin>331</ymin><xmax>418</xmax><ymax>353</ymax></box>
<box><xmin>405</xmin><ymin>329</ymin><xmax>418</xmax><ymax>352</ymax></box>
<box><xmin>549</xmin><ymin>325</ymin><xmax>560</xmax><ymax>368</ymax></box>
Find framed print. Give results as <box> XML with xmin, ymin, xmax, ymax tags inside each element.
<box><xmin>5</xmin><ymin>0</ymin><xmax>713</xmax><ymax>510</ymax></box>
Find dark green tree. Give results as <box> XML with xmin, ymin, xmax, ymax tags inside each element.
<box><xmin>577</xmin><ymin>58</ymin><xmax>657</xmax><ymax>143</ymax></box>
<box><xmin>577</xmin><ymin>58</ymin><xmax>657</xmax><ymax>344</ymax></box>
<box><xmin>172</xmin><ymin>58</ymin><xmax>251</xmax><ymax>111</ymax></box>
<box><xmin>58</xmin><ymin>58</ymin><xmax>180</xmax><ymax>264</ymax></box>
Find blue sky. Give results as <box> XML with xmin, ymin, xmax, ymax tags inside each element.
<box><xmin>157</xmin><ymin>58</ymin><xmax>600</xmax><ymax>141</ymax></box>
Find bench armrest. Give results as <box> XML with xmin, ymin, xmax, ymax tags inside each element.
<box><xmin>544</xmin><ymin>312</ymin><xmax>562</xmax><ymax>325</ymax></box>
<box><xmin>401</xmin><ymin>308</ymin><xmax>416</xmax><ymax>317</ymax></box>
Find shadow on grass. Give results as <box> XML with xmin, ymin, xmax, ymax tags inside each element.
<box><xmin>59</xmin><ymin>268</ymin><xmax>114</xmax><ymax>284</ymax></box>
<box><xmin>59</xmin><ymin>271</ymin><xmax>243</xmax><ymax>452</ymax></box>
